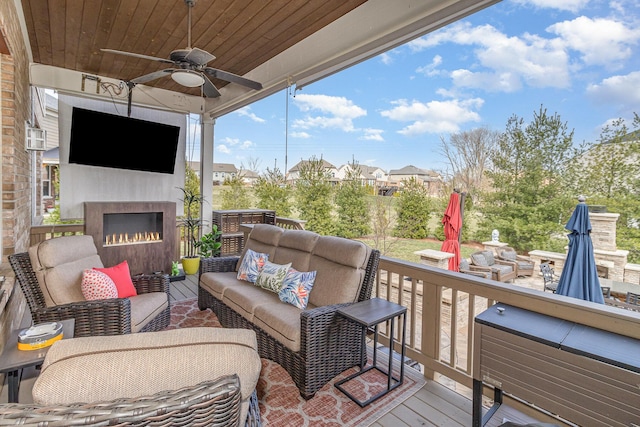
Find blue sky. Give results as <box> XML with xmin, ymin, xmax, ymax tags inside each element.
<box><xmin>196</xmin><ymin>0</ymin><xmax>640</xmax><ymax>175</ymax></box>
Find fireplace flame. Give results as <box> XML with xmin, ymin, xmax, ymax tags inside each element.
<box><xmin>104</xmin><ymin>231</ymin><xmax>161</xmax><ymax>246</ymax></box>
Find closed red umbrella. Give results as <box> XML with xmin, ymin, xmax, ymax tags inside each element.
<box><xmin>441</xmin><ymin>192</ymin><xmax>462</xmax><ymax>271</ymax></box>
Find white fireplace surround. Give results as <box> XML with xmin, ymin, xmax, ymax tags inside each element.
<box><xmin>58</xmin><ymin>94</ymin><xmax>187</xmax><ymax>220</ymax></box>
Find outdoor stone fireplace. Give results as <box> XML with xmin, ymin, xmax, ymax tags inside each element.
<box><xmin>84</xmin><ymin>202</ymin><xmax>176</xmax><ymax>275</ymax></box>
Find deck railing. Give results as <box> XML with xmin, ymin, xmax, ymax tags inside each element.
<box><xmin>30</xmin><ymin>224</ymin><xmax>85</xmax><ymax>246</ymax></box>
<box><xmin>373</xmin><ymin>255</ymin><xmax>640</xmax><ymax>407</ymax></box>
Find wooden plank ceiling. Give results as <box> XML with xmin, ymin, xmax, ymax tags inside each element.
<box><xmin>21</xmin><ymin>0</ymin><xmax>367</xmax><ymax>97</ymax></box>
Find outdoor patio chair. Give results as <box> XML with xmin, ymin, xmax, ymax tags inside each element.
<box><xmin>459</xmin><ymin>258</ymin><xmax>492</xmax><ymax>279</ymax></box>
<box><xmin>626</xmin><ymin>292</ymin><xmax>640</xmax><ymax>305</ymax></box>
<box><xmin>9</xmin><ymin>235</ymin><xmax>170</xmax><ymax>337</ymax></box>
<box><xmin>497</xmin><ymin>246</ymin><xmax>534</xmax><ymax>277</ymax></box>
<box><xmin>539</xmin><ymin>262</ymin><xmax>559</xmax><ymax>293</ymax></box>
<box><xmin>601</xmin><ymin>286</ymin><xmax>612</xmax><ymax>299</ymax></box>
<box><xmin>470</xmin><ymin>250</ymin><xmax>517</xmax><ymax>283</ymax></box>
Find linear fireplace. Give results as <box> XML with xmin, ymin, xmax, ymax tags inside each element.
<box><xmin>84</xmin><ymin>202</ymin><xmax>176</xmax><ymax>275</ymax></box>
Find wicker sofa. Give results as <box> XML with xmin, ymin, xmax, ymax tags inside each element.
<box><xmin>0</xmin><ymin>328</ymin><xmax>262</xmax><ymax>426</ymax></box>
<box><xmin>9</xmin><ymin>235</ymin><xmax>170</xmax><ymax>337</ymax></box>
<box><xmin>198</xmin><ymin>224</ymin><xmax>381</xmax><ymax>399</ymax></box>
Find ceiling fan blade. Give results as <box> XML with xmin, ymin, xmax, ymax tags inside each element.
<box><xmin>205</xmin><ymin>67</ymin><xmax>263</xmax><ymax>91</ymax></box>
<box><xmin>184</xmin><ymin>47</ymin><xmax>216</xmax><ymax>66</ymax></box>
<box><xmin>202</xmin><ymin>75</ymin><xmax>221</xmax><ymax>98</ymax></box>
<box><xmin>101</xmin><ymin>48</ymin><xmax>175</xmax><ymax>65</ymax></box>
<box><xmin>131</xmin><ymin>69</ymin><xmax>175</xmax><ymax>84</ymax></box>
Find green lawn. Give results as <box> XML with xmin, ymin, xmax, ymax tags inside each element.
<box><xmin>356</xmin><ymin>237</ymin><xmax>477</xmax><ymax>264</ymax></box>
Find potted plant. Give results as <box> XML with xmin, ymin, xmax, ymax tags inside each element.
<box><xmin>194</xmin><ymin>225</ymin><xmax>223</xmax><ymax>258</ymax></box>
<box><xmin>177</xmin><ymin>187</ymin><xmax>206</xmax><ymax>275</ymax></box>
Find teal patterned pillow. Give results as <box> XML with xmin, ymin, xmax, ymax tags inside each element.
<box><xmin>237</xmin><ymin>249</ymin><xmax>269</xmax><ymax>283</ymax></box>
<box><xmin>279</xmin><ymin>268</ymin><xmax>317</xmax><ymax>309</ymax></box>
<box><xmin>255</xmin><ymin>261</ymin><xmax>291</xmax><ymax>293</ymax></box>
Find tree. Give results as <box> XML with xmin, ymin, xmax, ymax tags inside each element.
<box><xmin>370</xmin><ymin>195</ymin><xmax>398</xmax><ymax>255</ymax></box>
<box><xmin>568</xmin><ymin>114</ymin><xmax>640</xmax><ymax>199</ymax></box>
<box><xmin>481</xmin><ymin>106</ymin><xmax>576</xmax><ymax>252</ymax></box>
<box><xmin>334</xmin><ymin>161</ymin><xmax>371</xmax><ymax>238</ymax></box>
<box><xmin>439</xmin><ymin>127</ymin><xmax>497</xmax><ymax>203</ymax></box>
<box><xmin>393</xmin><ymin>177</ymin><xmax>433</xmax><ymax>239</ymax></box>
<box><xmin>253</xmin><ymin>166</ymin><xmax>292</xmax><ymax>216</ymax></box>
<box><xmin>220</xmin><ymin>170</ymin><xmax>251</xmax><ymax>209</ymax></box>
<box><xmin>295</xmin><ymin>156</ymin><xmax>335</xmax><ymax>234</ymax></box>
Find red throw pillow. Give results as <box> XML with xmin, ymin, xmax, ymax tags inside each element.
<box><xmin>94</xmin><ymin>260</ymin><xmax>137</xmax><ymax>298</ymax></box>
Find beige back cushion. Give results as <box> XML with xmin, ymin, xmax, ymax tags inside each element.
<box><xmin>28</xmin><ymin>235</ymin><xmax>103</xmax><ymax>307</ymax></box>
<box><xmin>308</xmin><ymin>236</ymin><xmax>370</xmax><ymax>307</ymax></box>
<box><xmin>237</xmin><ymin>224</ymin><xmax>283</xmax><ymax>270</ymax></box>
<box><xmin>272</xmin><ymin>229</ymin><xmax>319</xmax><ymax>272</ymax></box>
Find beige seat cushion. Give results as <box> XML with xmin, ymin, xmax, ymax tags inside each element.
<box><xmin>33</xmin><ymin>328</ymin><xmax>261</xmax><ymax>423</ymax></box>
<box><xmin>28</xmin><ymin>235</ymin><xmax>103</xmax><ymax>306</ymax></box>
<box><xmin>129</xmin><ymin>292</ymin><xmax>169</xmax><ymax>333</ymax></box>
<box><xmin>200</xmin><ymin>271</ymin><xmax>241</xmax><ymax>300</ymax></box>
<box><xmin>253</xmin><ymin>302</ymin><xmax>303</xmax><ymax>352</ymax></box>
<box><xmin>222</xmin><ymin>283</ymin><xmax>281</xmax><ymax>322</ymax></box>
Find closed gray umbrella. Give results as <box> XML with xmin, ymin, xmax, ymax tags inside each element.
<box><xmin>555</xmin><ymin>196</ymin><xmax>604</xmax><ymax>304</ymax></box>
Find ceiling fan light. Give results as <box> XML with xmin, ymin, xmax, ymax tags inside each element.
<box><xmin>171</xmin><ymin>70</ymin><xmax>204</xmax><ymax>87</ymax></box>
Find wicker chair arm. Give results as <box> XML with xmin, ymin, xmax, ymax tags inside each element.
<box><xmin>131</xmin><ymin>273</ymin><xmax>169</xmax><ymax>295</ymax></box>
<box><xmin>32</xmin><ymin>298</ymin><xmax>132</xmax><ymax>336</ymax></box>
<box><xmin>200</xmin><ymin>256</ymin><xmax>241</xmax><ymax>274</ymax></box>
<box><xmin>494</xmin><ymin>259</ymin><xmax>517</xmax><ymax>268</ymax></box>
<box><xmin>300</xmin><ymin>302</ymin><xmax>366</xmax><ymax>363</ymax></box>
<box><xmin>0</xmin><ymin>375</ymin><xmax>243</xmax><ymax>426</ymax></box>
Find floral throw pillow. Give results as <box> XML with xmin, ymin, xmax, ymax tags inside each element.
<box><xmin>255</xmin><ymin>261</ymin><xmax>292</xmax><ymax>293</ymax></box>
<box><xmin>279</xmin><ymin>268</ymin><xmax>317</xmax><ymax>309</ymax></box>
<box><xmin>81</xmin><ymin>269</ymin><xmax>118</xmax><ymax>300</ymax></box>
<box><xmin>237</xmin><ymin>249</ymin><xmax>269</xmax><ymax>283</ymax></box>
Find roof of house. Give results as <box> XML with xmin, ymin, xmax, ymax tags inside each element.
<box><xmin>288</xmin><ymin>159</ymin><xmax>337</xmax><ymax>172</ymax></box>
<box><xmin>213</xmin><ymin>163</ymin><xmax>238</xmax><ymax>173</ymax></box>
<box><xmin>388</xmin><ymin>165</ymin><xmax>440</xmax><ymax>178</ymax></box>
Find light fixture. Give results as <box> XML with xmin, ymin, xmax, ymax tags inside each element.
<box><xmin>171</xmin><ymin>70</ymin><xmax>205</xmax><ymax>87</ymax></box>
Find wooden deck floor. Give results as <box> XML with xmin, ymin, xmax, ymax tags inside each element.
<box><xmin>1</xmin><ymin>274</ymin><xmax>540</xmax><ymax>426</ymax></box>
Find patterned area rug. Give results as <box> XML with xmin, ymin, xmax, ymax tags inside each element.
<box><xmin>169</xmin><ymin>298</ymin><xmax>426</xmax><ymax>427</ymax></box>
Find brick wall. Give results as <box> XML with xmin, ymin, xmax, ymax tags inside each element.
<box><xmin>0</xmin><ymin>1</ymin><xmax>35</xmax><ymax>361</ymax></box>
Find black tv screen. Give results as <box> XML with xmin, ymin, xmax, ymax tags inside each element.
<box><xmin>69</xmin><ymin>107</ymin><xmax>180</xmax><ymax>174</ymax></box>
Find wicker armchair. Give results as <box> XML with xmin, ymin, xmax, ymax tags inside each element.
<box><xmin>199</xmin><ymin>249</ymin><xmax>381</xmax><ymax>400</ymax></box>
<box><xmin>497</xmin><ymin>246</ymin><xmax>534</xmax><ymax>277</ymax></box>
<box><xmin>470</xmin><ymin>250</ymin><xmax>517</xmax><ymax>283</ymax></box>
<box><xmin>9</xmin><ymin>239</ymin><xmax>170</xmax><ymax>337</ymax></box>
<box><xmin>0</xmin><ymin>374</ymin><xmax>261</xmax><ymax>426</ymax></box>
<box><xmin>459</xmin><ymin>258</ymin><xmax>492</xmax><ymax>279</ymax></box>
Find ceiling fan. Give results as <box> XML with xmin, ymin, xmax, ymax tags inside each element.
<box><xmin>101</xmin><ymin>0</ymin><xmax>262</xmax><ymax>98</ymax></box>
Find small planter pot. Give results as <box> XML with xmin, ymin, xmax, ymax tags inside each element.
<box><xmin>181</xmin><ymin>256</ymin><xmax>200</xmax><ymax>275</ymax></box>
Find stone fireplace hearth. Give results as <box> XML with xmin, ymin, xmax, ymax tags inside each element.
<box><xmin>84</xmin><ymin>202</ymin><xmax>176</xmax><ymax>275</ymax></box>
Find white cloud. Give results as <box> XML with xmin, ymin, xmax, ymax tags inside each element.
<box><xmin>291</xmin><ymin>131</ymin><xmax>311</xmax><ymax>139</ymax></box>
<box><xmin>547</xmin><ymin>16</ymin><xmax>640</xmax><ymax>67</ymax></box>
<box><xmin>416</xmin><ymin>55</ymin><xmax>443</xmax><ymax>77</ymax></box>
<box><xmin>379</xmin><ymin>52</ymin><xmax>393</xmax><ymax>65</ymax></box>
<box><xmin>217</xmin><ymin>144</ymin><xmax>231</xmax><ymax>154</ymax></box>
<box><xmin>293</xmin><ymin>94</ymin><xmax>366</xmax><ymax>132</ymax></box>
<box><xmin>409</xmin><ymin>22</ymin><xmax>571</xmax><ymax>91</ymax></box>
<box><xmin>512</xmin><ymin>0</ymin><xmax>588</xmax><ymax>13</ymax></box>
<box><xmin>235</xmin><ymin>106</ymin><xmax>266</xmax><ymax>123</ymax></box>
<box><xmin>586</xmin><ymin>71</ymin><xmax>640</xmax><ymax>108</ymax></box>
<box><xmin>360</xmin><ymin>128</ymin><xmax>384</xmax><ymax>141</ymax></box>
<box><xmin>380</xmin><ymin>98</ymin><xmax>483</xmax><ymax>135</ymax></box>
<box><xmin>219</xmin><ymin>136</ymin><xmax>254</xmax><ymax>150</ymax></box>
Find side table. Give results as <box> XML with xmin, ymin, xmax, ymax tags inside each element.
<box><xmin>0</xmin><ymin>318</ymin><xmax>75</xmax><ymax>403</ymax></box>
<box><xmin>335</xmin><ymin>297</ymin><xmax>407</xmax><ymax>407</ymax></box>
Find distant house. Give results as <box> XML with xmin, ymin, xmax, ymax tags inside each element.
<box><xmin>187</xmin><ymin>162</ymin><xmax>238</xmax><ymax>185</ymax></box>
<box><xmin>241</xmin><ymin>169</ymin><xmax>260</xmax><ymax>186</ymax></box>
<box><xmin>336</xmin><ymin>164</ymin><xmax>387</xmax><ymax>187</ymax></box>
<box><xmin>388</xmin><ymin>165</ymin><xmax>443</xmax><ymax>196</ymax></box>
<box><xmin>287</xmin><ymin>159</ymin><xmax>339</xmax><ymax>183</ymax></box>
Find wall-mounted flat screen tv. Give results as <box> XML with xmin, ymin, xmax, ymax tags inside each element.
<box><xmin>69</xmin><ymin>107</ymin><xmax>180</xmax><ymax>174</ymax></box>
